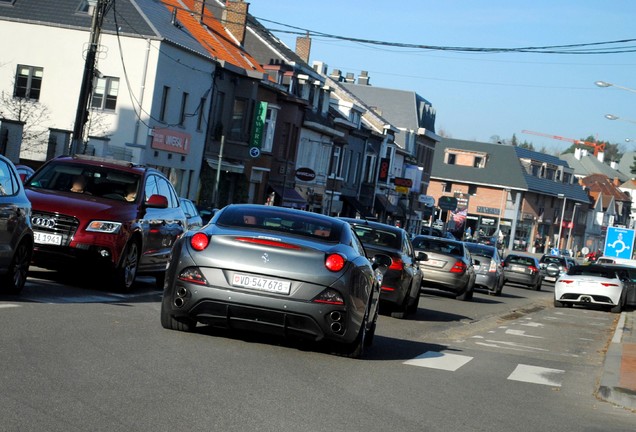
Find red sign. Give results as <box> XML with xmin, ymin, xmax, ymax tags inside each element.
<box><xmin>394</xmin><ymin>177</ymin><xmax>413</xmax><ymax>188</ymax></box>
<box><xmin>151</xmin><ymin>128</ymin><xmax>191</xmax><ymax>155</ymax></box>
<box><xmin>378</xmin><ymin>158</ymin><xmax>390</xmax><ymax>182</ymax></box>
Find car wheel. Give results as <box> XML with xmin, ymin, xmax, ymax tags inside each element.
<box><xmin>610</xmin><ymin>291</ymin><xmax>625</xmax><ymax>313</ymax></box>
<box><xmin>456</xmin><ymin>284</ymin><xmax>473</xmax><ymax>301</ymax></box>
<box><xmin>340</xmin><ymin>311</ymin><xmax>367</xmax><ymax>359</ymax></box>
<box><xmin>406</xmin><ymin>291</ymin><xmax>420</xmax><ymax>315</ymax></box>
<box><xmin>494</xmin><ymin>277</ymin><xmax>504</xmax><ymax>296</ymax></box>
<box><xmin>532</xmin><ymin>279</ymin><xmax>542</xmax><ymax>291</ymax></box>
<box><xmin>554</xmin><ymin>299</ymin><xmax>564</xmax><ymax>308</ymax></box>
<box><xmin>1</xmin><ymin>240</ymin><xmax>32</xmax><ymax>295</ymax></box>
<box><xmin>113</xmin><ymin>240</ymin><xmax>140</xmax><ymax>292</ymax></box>
<box><xmin>364</xmin><ymin>315</ymin><xmax>377</xmax><ymax>348</ymax></box>
<box><xmin>160</xmin><ymin>299</ymin><xmax>195</xmax><ymax>331</ymax></box>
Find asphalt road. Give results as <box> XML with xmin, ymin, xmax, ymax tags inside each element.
<box><xmin>1</xmin><ymin>268</ymin><xmax>634</xmax><ymax>432</ymax></box>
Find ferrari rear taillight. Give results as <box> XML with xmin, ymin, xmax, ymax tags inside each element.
<box><xmin>313</xmin><ymin>289</ymin><xmax>344</xmax><ymax>305</ymax></box>
<box><xmin>178</xmin><ymin>267</ymin><xmax>208</xmax><ymax>285</ymax></box>
<box><xmin>235</xmin><ymin>237</ymin><xmax>300</xmax><ymax>250</ymax></box>
<box><xmin>388</xmin><ymin>258</ymin><xmax>404</xmax><ymax>271</ymax></box>
<box><xmin>450</xmin><ymin>261</ymin><xmax>467</xmax><ymax>274</ymax></box>
<box><xmin>190</xmin><ymin>232</ymin><xmax>209</xmax><ymax>251</ymax></box>
<box><xmin>325</xmin><ymin>253</ymin><xmax>346</xmax><ymax>272</ymax></box>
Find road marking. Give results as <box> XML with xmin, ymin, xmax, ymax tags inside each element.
<box><xmin>404</xmin><ymin>351</ymin><xmax>473</xmax><ymax>371</ymax></box>
<box><xmin>521</xmin><ymin>322</ymin><xmax>544</xmax><ymax>328</ymax></box>
<box><xmin>505</xmin><ymin>329</ymin><xmax>544</xmax><ymax>338</ymax></box>
<box><xmin>476</xmin><ymin>340</ymin><xmax>549</xmax><ymax>352</ymax></box>
<box><xmin>21</xmin><ymin>292</ymin><xmax>160</xmax><ymax>304</ymax></box>
<box><xmin>507</xmin><ymin>364</ymin><xmax>565</xmax><ymax>387</ymax></box>
<box><xmin>0</xmin><ymin>304</ymin><xmax>20</xmax><ymax>309</ymax></box>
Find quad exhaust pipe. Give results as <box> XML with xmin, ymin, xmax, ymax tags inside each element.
<box><xmin>174</xmin><ymin>287</ymin><xmax>188</xmax><ymax>308</ymax></box>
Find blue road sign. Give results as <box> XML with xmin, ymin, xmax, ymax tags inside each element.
<box><xmin>603</xmin><ymin>227</ymin><xmax>635</xmax><ymax>259</ymax></box>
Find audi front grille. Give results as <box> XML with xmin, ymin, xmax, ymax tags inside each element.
<box><xmin>31</xmin><ymin>211</ymin><xmax>79</xmax><ymax>246</ymax></box>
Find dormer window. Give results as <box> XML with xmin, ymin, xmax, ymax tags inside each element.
<box><xmin>447</xmin><ymin>153</ymin><xmax>456</xmax><ymax>165</ymax></box>
<box><xmin>473</xmin><ymin>156</ymin><xmax>483</xmax><ymax>168</ymax></box>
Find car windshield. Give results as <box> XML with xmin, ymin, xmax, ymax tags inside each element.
<box><xmin>505</xmin><ymin>256</ymin><xmax>536</xmax><ymax>266</ymax></box>
<box><xmin>350</xmin><ymin>225</ymin><xmax>401</xmax><ymax>249</ymax></box>
<box><xmin>567</xmin><ymin>267</ymin><xmax>616</xmax><ymax>278</ymax></box>
<box><xmin>465</xmin><ymin>244</ymin><xmax>493</xmax><ymax>257</ymax></box>
<box><xmin>27</xmin><ymin>162</ymin><xmax>141</xmax><ymax>203</ymax></box>
<box><xmin>216</xmin><ymin>206</ymin><xmax>341</xmax><ymax>242</ymax></box>
<box><xmin>541</xmin><ymin>256</ymin><xmax>564</xmax><ymax>264</ymax></box>
<box><xmin>412</xmin><ymin>237</ymin><xmax>463</xmax><ymax>256</ymax></box>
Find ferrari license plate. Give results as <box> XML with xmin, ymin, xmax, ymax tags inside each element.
<box><xmin>232</xmin><ymin>273</ymin><xmax>291</xmax><ymax>294</ymax></box>
<box><xmin>34</xmin><ymin>231</ymin><xmax>62</xmax><ymax>245</ymax></box>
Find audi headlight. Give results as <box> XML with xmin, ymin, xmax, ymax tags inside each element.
<box><xmin>86</xmin><ymin>221</ymin><xmax>122</xmax><ymax>234</ymax></box>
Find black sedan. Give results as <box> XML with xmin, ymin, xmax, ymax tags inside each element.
<box><xmin>340</xmin><ymin>218</ymin><xmax>424</xmax><ymax>318</ymax></box>
<box><xmin>0</xmin><ymin>155</ymin><xmax>33</xmax><ymax>294</ymax></box>
<box><xmin>161</xmin><ymin>204</ymin><xmax>391</xmax><ymax>358</ymax></box>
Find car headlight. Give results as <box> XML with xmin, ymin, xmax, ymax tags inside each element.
<box><xmin>86</xmin><ymin>221</ymin><xmax>122</xmax><ymax>234</ymax></box>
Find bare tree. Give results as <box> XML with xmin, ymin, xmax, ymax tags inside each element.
<box><xmin>0</xmin><ymin>89</ymin><xmax>51</xmax><ymax>153</ymax></box>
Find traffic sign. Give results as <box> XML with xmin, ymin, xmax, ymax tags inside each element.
<box><xmin>438</xmin><ymin>196</ymin><xmax>457</xmax><ymax>211</ymax></box>
<box><xmin>603</xmin><ymin>226</ymin><xmax>635</xmax><ymax>259</ymax></box>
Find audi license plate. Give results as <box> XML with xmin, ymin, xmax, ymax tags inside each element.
<box><xmin>34</xmin><ymin>231</ymin><xmax>62</xmax><ymax>245</ymax></box>
<box><xmin>232</xmin><ymin>273</ymin><xmax>291</xmax><ymax>294</ymax></box>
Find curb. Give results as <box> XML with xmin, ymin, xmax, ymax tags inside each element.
<box><xmin>597</xmin><ymin>312</ymin><xmax>636</xmax><ymax>411</ymax></box>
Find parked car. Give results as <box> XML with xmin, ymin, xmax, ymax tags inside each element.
<box><xmin>595</xmin><ymin>256</ymin><xmax>636</xmax><ymax>267</ymax></box>
<box><xmin>14</xmin><ymin>164</ymin><xmax>35</xmax><ymax>184</ymax></box>
<box><xmin>341</xmin><ymin>217</ymin><xmax>423</xmax><ymax>318</ymax></box>
<box><xmin>502</xmin><ymin>253</ymin><xmax>542</xmax><ymax>290</ymax></box>
<box><xmin>464</xmin><ymin>242</ymin><xmax>504</xmax><ymax>296</ymax></box>
<box><xmin>539</xmin><ymin>254</ymin><xmax>577</xmax><ymax>283</ymax></box>
<box><xmin>25</xmin><ymin>155</ymin><xmax>186</xmax><ymax>291</ymax></box>
<box><xmin>411</xmin><ymin>235</ymin><xmax>477</xmax><ymax>301</ymax></box>
<box><xmin>554</xmin><ymin>264</ymin><xmax>636</xmax><ymax>313</ymax></box>
<box><xmin>161</xmin><ymin>204</ymin><xmax>392</xmax><ymax>358</ymax></box>
<box><xmin>179</xmin><ymin>197</ymin><xmax>203</xmax><ymax>230</ymax></box>
<box><xmin>0</xmin><ymin>155</ymin><xmax>33</xmax><ymax>294</ymax></box>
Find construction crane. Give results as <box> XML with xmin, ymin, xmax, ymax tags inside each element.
<box><xmin>521</xmin><ymin>130</ymin><xmax>606</xmax><ymax>156</ymax></box>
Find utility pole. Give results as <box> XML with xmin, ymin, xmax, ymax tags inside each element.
<box><xmin>70</xmin><ymin>0</ymin><xmax>111</xmax><ymax>155</ymax></box>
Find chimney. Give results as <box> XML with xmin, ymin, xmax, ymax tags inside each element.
<box><xmin>345</xmin><ymin>72</ymin><xmax>355</xmax><ymax>83</ymax></box>
<box><xmin>193</xmin><ymin>0</ymin><xmax>205</xmax><ymax>23</ymax></box>
<box><xmin>295</xmin><ymin>32</ymin><xmax>312</xmax><ymax>63</ymax></box>
<box><xmin>597</xmin><ymin>150</ymin><xmax>605</xmax><ymax>163</ymax></box>
<box><xmin>610</xmin><ymin>160</ymin><xmax>617</xmax><ymax>169</ymax></box>
<box><xmin>312</xmin><ymin>61</ymin><xmax>327</xmax><ymax>75</ymax></box>
<box><xmin>574</xmin><ymin>147</ymin><xmax>581</xmax><ymax>160</ymax></box>
<box><xmin>225</xmin><ymin>0</ymin><xmax>249</xmax><ymax>45</ymax></box>
<box><xmin>330</xmin><ymin>69</ymin><xmax>342</xmax><ymax>81</ymax></box>
<box><xmin>357</xmin><ymin>70</ymin><xmax>370</xmax><ymax>85</ymax></box>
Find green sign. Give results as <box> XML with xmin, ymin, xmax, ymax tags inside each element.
<box><xmin>250</xmin><ymin>101</ymin><xmax>268</xmax><ymax>151</ymax></box>
<box><xmin>438</xmin><ymin>196</ymin><xmax>457</xmax><ymax>211</ymax></box>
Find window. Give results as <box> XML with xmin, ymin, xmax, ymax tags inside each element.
<box><xmin>197</xmin><ymin>97</ymin><xmax>206</xmax><ymax>131</ymax></box>
<box><xmin>77</xmin><ymin>0</ymin><xmax>91</xmax><ymax>13</ymax></box>
<box><xmin>261</xmin><ymin>106</ymin><xmax>278</xmax><ymax>152</ymax></box>
<box><xmin>330</xmin><ymin>146</ymin><xmax>342</xmax><ymax>177</ymax></box>
<box><xmin>91</xmin><ymin>76</ymin><xmax>119</xmax><ymax>110</ymax></box>
<box><xmin>230</xmin><ymin>98</ymin><xmax>247</xmax><ymax>140</ymax></box>
<box><xmin>14</xmin><ymin>65</ymin><xmax>43</xmax><ymax>100</ymax></box>
<box><xmin>447</xmin><ymin>153</ymin><xmax>456</xmax><ymax>165</ymax></box>
<box><xmin>364</xmin><ymin>154</ymin><xmax>376</xmax><ymax>183</ymax></box>
<box><xmin>179</xmin><ymin>92</ymin><xmax>189</xmax><ymax>126</ymax></box>
<box><xmin>468</xmin><ymin>184</ymin><xmax>477</xmax><ymax>195</ymax></box>
<box><xmin>159</xmin><ymin>86</ymin><xmax>170</xmax><ymax>122</ymax></box>
<box><xmin>0</xmin><ymin>160</ymin><xmax>19</xmax><ymax>196</ymax></box>
<box><xmin>473</xmin><ymin>156</ymin><xmax>482</xmax><ymax>168</ymax></box>
<box><xmin>442</xmin><ymin>182</ymin><xmax>452</xmax><ymax>193</ymax></box>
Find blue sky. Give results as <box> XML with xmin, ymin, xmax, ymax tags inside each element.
<box><xmin>248</xmin><ymin>1</ymin><xmax>636</xmax><ymax>156</ymax></box>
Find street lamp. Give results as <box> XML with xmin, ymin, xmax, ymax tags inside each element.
<box><xmin>595</xmin><ymin>80</ymin><xmax>636</xmax><ymax>94</ymax></box>
<box><xmin>557</xmin><ymin>193</ymin><xmax>566</xmax><ymax>251</ymax></box>
<box><xmin>605</xmin><ymin>114</ymin><xmax>636</xmax><ymax>124</ymax></box>
<box><xmin>567</xmin><ymin>203</ymin><xmax>582</xmax><ymax>252</ymax></box>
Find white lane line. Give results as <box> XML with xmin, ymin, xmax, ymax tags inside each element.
<box><xmin>505</xmin><ymin>329</ymin><xmax>544</xmax><ymax>339</ymax></box>
<box><xmin>521</xmin><ymin>322</ymin><xmax>544</xmax><ymax>328</ymax></box>
<box><xmin>478</xmin><ymin>340</ymin><xmax>549</xmax><ymax>352</ymax></box>
<box><xmin>404</xmin><ymin>351</ymin><xmax>473</xmax><ymax>371</ymax></box>
<box><xmin>0</xmin><ymin>304</ymin><xmax>20</xmax><ymax>309</ymax></box>
<box><xmin>508</xmin><ymin>364</ymin><xmax>565</xmax><ymax>387</ymax></box>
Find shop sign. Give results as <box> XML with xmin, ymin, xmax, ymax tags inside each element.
<box><xmin>418</xmin><ymin>194</ymin><xmax>436</xmax><ymax>206</ymax></box>
<box><xmin>395</xmin><ymin>185</ymin><xmax>410</xmax><ymax>194</ymax></box>
<box><xmin>438</xmin><ymin>196</ymin><xmax>457</xmax><ymax>211</ymax></box>
<box><xmin>378</xmin><ymin>158</ymin><xmax>390</xmax><ymax>182</ymax></box>
<box><xmin>393</xmin><ymin>177</ymin><xmax>413</xmax><ymax>188</ymax></box>
<box><xmin>481</xmin><ymin>217</ymin><xmax>496</xmax><ymax>225</ymax></box>
<box><xmin>295</xmin><ymin>167</ymin><xmax>316</xmax><ymax>182</ymax></box>
<box><xmin>477</xmin><ymin>206</ymin><xmax>500</xmax><ymax>215</ymax></box>
<box><xmin>151</xmin><ymin>128</ymin><xmax>191</xmax><ymax>155</ymax></box>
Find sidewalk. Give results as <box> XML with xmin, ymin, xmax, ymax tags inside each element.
<box><xmin>597</xmin><ymin>309</ymin><xmax>636</xmax><ymax>411</ymax></box>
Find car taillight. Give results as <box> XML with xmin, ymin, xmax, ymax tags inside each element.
<box><xmin>388</xmin><ymin>258</ymin><xmax>404</xmax><ymax>271</ymax></box>
<box><xmin>178</xmin><ymin>267</ymin><xmax>208</xmax><ymax>285</ymax></box>
<box><xmin>488</xmin><ymin>260</ymin><xmax>497</xmax><ymax>273</ymax></box>
<box><xmin>191</xmin><ymin>232</ymin><xmax>209</xmax><ymax>251</ymax></box>
<box><xmin>601</xmin><ymin>283</ymin><xmax>620</xmax><ymax>287</ymax></box>
<box><xmin>528</xmin><ymin>265</ymin><xmax>538</xmax><ymax>274</ymax></box>
<box><xmin>559</xmin><ymin>279</ymin><xmax>574</xmax><ymax>284</ymax></box>
<box><xmin>450</xmin><ymin>261</ymin><xmax>467</xmax><ymax>274</ymax></box>
<box><xmin>313</xmin><ymin>288</ymin><xmax>344</xmax><ymax>305</ymax></box>
<box><xmin>325</xmin><ymin>253</ymin><xmax>346</xmax><ymax>272</ymax></box>
<box><xmin>235</xmin><ymin>237</ymin><xmax>300</xmax><ymax>250</ymax></box>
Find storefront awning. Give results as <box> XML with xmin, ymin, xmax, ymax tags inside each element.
<box><xmin>341</xmin><ymin>195</ymin><xmax>373</xmax><ymax>219</ymax></box>
<box><xmin>374</xmin><ymin>194</ymin><xmax>397</xmax><ymax>214</ymax></box>
<box><xmin>270</xmin><ymin>184</ymin><xmax>308</xmax><ymax>208</ymax></box>
<box><xmin>206</xmin><ymin>158</ymin><xmax>244</xmax><ymax>174</ymax></box>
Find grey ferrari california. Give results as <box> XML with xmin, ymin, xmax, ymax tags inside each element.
<box><xmin>160</xmin><ymin>204</ymin><xmax>391</xmax><ymax>358</ymax></box>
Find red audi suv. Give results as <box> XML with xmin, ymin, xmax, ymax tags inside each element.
<box><xmin>25</xmin><ymin>155</ymin><xmax>186</xmax><ymax>291</ymax></box>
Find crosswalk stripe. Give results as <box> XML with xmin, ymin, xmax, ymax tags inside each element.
<box><xmin>404</xmin><ymin>351</ymin><xmax>473</xmax><ymax>371</ymax></box>
<box><xmin>0</xmin><ymin>304</ymin><xmax>20</xmax><ymax>309</ymax></box>
<box><xmin>507</xmin><ymin>364</ymin><xmax>565</xmax><ymax>387</ymax></box>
